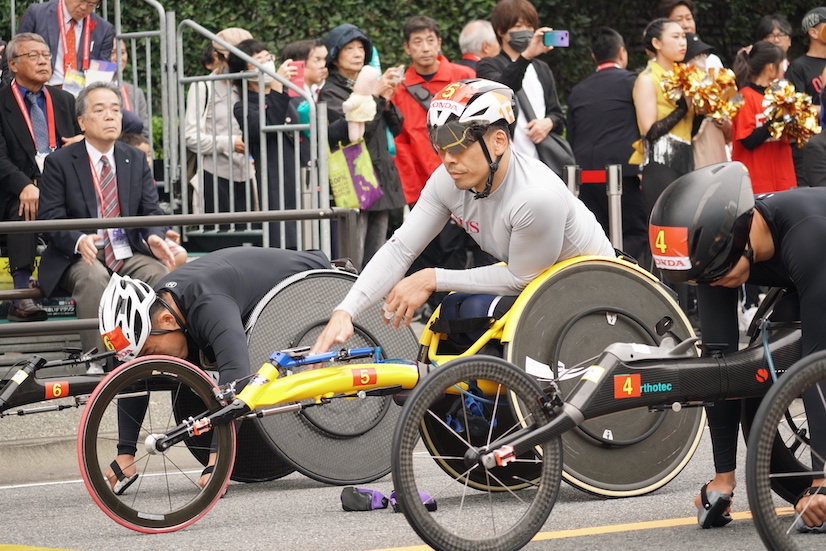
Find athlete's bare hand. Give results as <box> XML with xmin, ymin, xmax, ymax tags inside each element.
<box><xmin>382</xmin><ymin>269</ymin><xmax>436</xmax><ymax>329</ymax></box>
<box><xmin>311</xmin><ymin>310</ymin><xmax>354</xmax><ymax>355</ymax></box>
<box><xmin>710</xmin><ymin>255</ymin><xmax>750</xmax><ymax>288</ymax></box>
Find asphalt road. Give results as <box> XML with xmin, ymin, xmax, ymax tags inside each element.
<box><xmin>0</xmin><ymin>410</ymin><xmax>788</xmax><ymax>551</ymax></box>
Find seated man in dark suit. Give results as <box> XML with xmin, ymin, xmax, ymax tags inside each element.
<box><xmin>38</xmin><ymin>81</ymin><xmax>175</xmax><ymax>373</ymax></box>
<box><xmin>17</xmin><ymin>0</ymin><xmax>115</xmax><ymax>87</ymax></box>
<box><xmin>0</xmin><ymin>33</ymin><xmax>82</xmax><ymax>321</ymax></box>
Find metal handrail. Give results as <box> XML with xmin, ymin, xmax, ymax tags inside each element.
<box><xmin>0</xmin><ymin>208</ymin><xmax>358</xmax><ymax>338</ymax></box>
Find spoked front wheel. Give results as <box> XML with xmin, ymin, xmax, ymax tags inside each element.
<box><xmin>747</xmin><ymin>351</ymin><xmax>826</xmax><ymax>551</ymax></box>
<box><xmin>77</xmin><ymin>356</ymin><xmax>236</xmax><ymax>533</ymax></box>
<box><xmin>392</xmin><ymin>356</ymin><xmax>562</xmax><ymax>551</ymax></box>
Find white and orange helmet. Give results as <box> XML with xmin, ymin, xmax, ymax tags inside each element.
<box><xmin>427</xmin><ymin>79</ymin><xmax>516</xmax><ymax>155</ymax></box>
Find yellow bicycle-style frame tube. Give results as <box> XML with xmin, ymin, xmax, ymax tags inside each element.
<box><xmin>234</xmin><ymin>359</ymin><xmax>508</xmax><ymax>413</ymax></box>
<box><xmin>235</xmin><ymin>360</ymin><xmax>421</xmax><ymax>411</ymax></box>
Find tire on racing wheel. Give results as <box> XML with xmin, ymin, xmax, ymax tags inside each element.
<box><xmin>77</xmin><ymin>356</ymin><xmax>235</xmax><ymax>533</ymax></box>
<box><xmin>392</xmin><ymin>355</ymin><xmax>562</xmax><ymax>551</ymax></box>
<box><xmin>746</xmin><ymin>351</ymin><xmax>826</xmax><ymax>551</ymax></box>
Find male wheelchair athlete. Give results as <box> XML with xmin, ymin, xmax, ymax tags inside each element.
<box><xmin>390</xmin><ymin>283</ymin><xmax>808</xmax><ymax>551</ymax></box>
<box><xmin>77</xmin><ymin>268</ymin><xmax>419</xmax><ymax>532</ymax></box>
<box><xmin>75</xmin><ymin>255</ymin><xmax>709</xmax><ymax>533</ymax></box>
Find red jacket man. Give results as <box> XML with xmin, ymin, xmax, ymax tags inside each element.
<box><xmin>393</xmin><ymin>17</ymin><xmax>474</xmax><ymax>204</ymax></box>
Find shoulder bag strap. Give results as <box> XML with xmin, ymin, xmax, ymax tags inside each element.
<box><xmin>403</xmin><ymin>83</ymin><xmax>434</xmax><ymax>112</ymax></box>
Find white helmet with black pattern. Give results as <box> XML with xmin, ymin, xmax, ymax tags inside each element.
<box><xmin>99</xmin><ymin>273</ymin><xmax>156</xmax><ymax>361</ymax></box>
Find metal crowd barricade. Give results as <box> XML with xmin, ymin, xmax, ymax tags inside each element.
<box><xmin>0</xmin><ymin>207</ymin><xmax>357</xmax><ymax>338</ymax></box>
<box><xmin>175</xmin><ymin>20</ymin><xmax>331</xmax><ymax>254</ymax></box>
<box><xmin>564</xmin><ymin>164</ymin><xmax>624</xmax><ymax>251</ymax></box>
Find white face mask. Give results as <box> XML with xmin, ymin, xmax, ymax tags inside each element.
<box><xmin>260</xmin><ymin>59</ymin><xmax>276</xmax><ymax>85</ymax></box>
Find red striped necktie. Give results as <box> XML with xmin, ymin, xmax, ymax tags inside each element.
<box><xmin>100</xmin><ymin>155</ymin><xmax>123</xmax><ymax>272</ymax></box>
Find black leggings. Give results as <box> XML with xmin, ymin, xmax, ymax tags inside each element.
<box><xmin>698</xmin><ymin>285</ymin><xmax>826</xmax><ymax>474</ymax></box>
<box><xmin>696</xmin><ymin>284</ymin><xmax>742</xmax><ymax>473</ymax></box>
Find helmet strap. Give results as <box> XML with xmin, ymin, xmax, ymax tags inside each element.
<box><xmin>151</xmin><ymin>295</ymin><xmax>188</xmax><ymax>335</ymax></box>
<box><xmin>471</xmin><ymin>137</ymin><xmax>502</xmax><ymax>200</ymax></box>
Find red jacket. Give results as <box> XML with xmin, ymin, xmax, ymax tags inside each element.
<box><xmin>392</xmin><ymin>56</ymin><xmax>474</xmax><ymax>203</ymax></box>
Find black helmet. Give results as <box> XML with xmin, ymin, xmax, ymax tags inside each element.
<box><xmin>649</xmin><ymin>161</ymin><xmax>754</xmax><ymax>284</ymax></box>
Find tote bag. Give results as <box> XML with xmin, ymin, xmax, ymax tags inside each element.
<box><xmin>328</xmin><ymin>140</ymin><xmax>384</xmax><ymax>209</ymax></box>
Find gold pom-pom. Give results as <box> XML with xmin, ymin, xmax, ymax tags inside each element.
<box><xmin>661</xmin><ymin>63</ymin><xmax>703</xmax><ymax>102</ymax></box>
<box><xmin>661</xmin><ymin>64</ymin><xmax>743</xmax><ymax>120</ymax></box>
<box><xmin>762</xmin><ymin>80</ymin><xmax>822</xmax><ymax>147</ymax></box>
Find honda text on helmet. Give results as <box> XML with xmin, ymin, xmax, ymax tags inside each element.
<box><xmin>427</xmin><ymin>78</ymin><xmax>516</xmax><ymax>199</ymax></box>
<box><xmin>649</xmin><ymin>161</ymin><xmax>754</xmax><ymax>284</ymax></box>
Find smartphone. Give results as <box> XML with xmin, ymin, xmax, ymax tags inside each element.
<box><xmin>287</xmin><ymin>60</ymin><xmax>305</xmax><ymax>97</ymax></box>
<box><xmin>543</xmin><ymin>30</ymin><xmax>569</xmax><ymax>47</ymax></box>
<box><xmin>393</xmin><ymin>65</ymin><xmax>405</xmax><ymax>82</ymax></box>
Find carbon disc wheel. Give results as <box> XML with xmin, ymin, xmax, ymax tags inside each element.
<box><xmin>245</xmin><ymin>269</ymin><xmax>419</xmax><ymax>484</ymax></box>
<box><xmin>504</xmin><ymin>258</ymin><xmax>704</xmax><ymax>496</ymax></box>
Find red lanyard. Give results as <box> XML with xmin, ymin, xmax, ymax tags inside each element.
<box><xmin>120</xmin><ymin>85</ymin><xmax>132</xmax><ymax>111</ymax></box>
<box><xmin>596</xmin><ymin>62</ymin><xmax>622</xmax><ymax>72</ymax></box>
<box><xmin>57</xmin><ymin>0</ymin><xmax>92</xmax><ymax>71</ymax></box>
<box><xmin>11</xmin><ymin>81</ymin><xmax>58</xmax><ymax>150</ymax></box>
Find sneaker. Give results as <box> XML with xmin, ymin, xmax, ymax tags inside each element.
<box><xmin>7</xmin><ymin>299</ymin><xmax>48</xmax><ymax>322</ymax></box>
<box><xmin>794</xmin><ymin>516</ymin><xmax>826</xmax><ymax>533</ymax></box>
<box><xmin>86</xmin><ymin>362</ymin><xmax>105</xmax><ymax>375</ymax></box>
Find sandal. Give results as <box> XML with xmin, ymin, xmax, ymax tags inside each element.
<box><xmin>107</xmin><ymin>460</ymin><xmax>138</xmax><ymax>496</ymax></box>
<box><xmin>697</xmin><ymin>481</ymin><xmax>733</xmax><ymax>529</ymax></box>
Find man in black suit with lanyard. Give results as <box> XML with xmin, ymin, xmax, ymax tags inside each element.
<box><xmin>17</xmin><ymin>0</ymin><xmax>115</xmax><ymax>87</ymax></box>
<box><xmin>0</xmin><ymin>33</ymin><xmax>82</xmax><ymax>321</ymax></box>
<box><xmin>566</xmin><ymin>27</ymin><xmax>648</xmax><ymax>262</ymax></box>
<box><xmin>38</xmin><ymin>81</ymin><xmax>174</xmax><ymax>371</ymax></box>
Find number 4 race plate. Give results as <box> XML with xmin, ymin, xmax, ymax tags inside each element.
<box><xmin>649</xmin><ymin>225</ymin><xmax>691</xmax><ymax>271</ymax></box>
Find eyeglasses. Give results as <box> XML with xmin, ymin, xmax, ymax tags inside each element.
<box><xmin>765</xmin><ymin>32</ymin><xmax>790</xmax><ymax>40</ymax></box>
<box><xmin>149</xmin><ymin>296</ymin><xmax>188</xmax><ymax>337</ymax></box>
<box><xmin>14</xmin><ymin>51</ymin><xmax>53</xmax><ymax>61</ymax></box>
<box><xmin>78</xmin><ymin>0</ymin><xmax>101</xmax><ymax>8</ymax></box>
<box><xmin>428</xmin><ymin>120</ymin><xmax>486</xmax><ymax>155</ymax></box>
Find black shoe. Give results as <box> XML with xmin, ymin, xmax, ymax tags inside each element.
<box><xmin>7</xmin><ymin>299</ymin><xmax>48</xmax><ymax>322</ymax></box>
